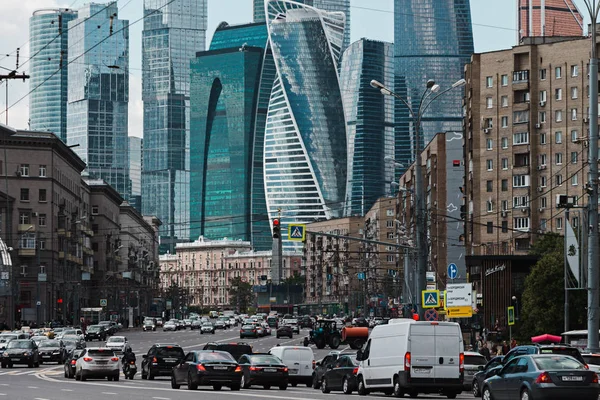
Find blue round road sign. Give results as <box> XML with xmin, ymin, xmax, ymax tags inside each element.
<box><xmin>447</xmin><ymin>263</ymin><xmax>458</xmax><ymax>280</ymax></box>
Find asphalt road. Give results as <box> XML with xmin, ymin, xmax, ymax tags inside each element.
<box><xmin>0</xmin><ymin>326</ymin><xmax>475</xmax><ymax>400</ymax></box>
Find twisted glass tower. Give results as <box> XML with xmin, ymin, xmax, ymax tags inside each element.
<box><xmin>394</xmin><ymin>0</ymin><xmax>473</xmax><ymax>175</ymax></box>
<box><xmin>29</xmin><ymin>8</ymin><xmax>78</xmax><ymax>142</ymax></box>
<box><xmin>264</xmin><ymin>0</ymin><xmax>347</xmax><ymax>250</ymax></box>
<box><xmin>141</xmin><ymin>0</ymin><xmax>207</xmax><ymax>253</ymax></box>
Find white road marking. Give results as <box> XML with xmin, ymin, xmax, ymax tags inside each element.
<box><xmin>0</xmin><ymin>384</ymin><xmax>7</xmax><ymax>386</ymax></box>
<box><xmin>34</xmin><ymin>398</ymin><xmax>50</xmax><ymax>400</ymax></box>
<box><xmin>28</xmin><ymin>386</ymin><xmax>39</xmax><ymax>388</ymax></box>
<box><xmin>61</xmin><ymin>389</ymin><xmax>73</xmax><ymax>392</ymax></box>
<box><xmin>0</xmin><ymin>394</ymin><xmax>5</xmax><ymax>396</ymax></box>
<box><xmin>101</xmin><ymin>392</ymin><xmax>118</xmax><ymax>395</ymax></box>
<box><xmin>152</xmin><ymin>397</ymin><xmax>171</xmax><ymax>400</ymax></box>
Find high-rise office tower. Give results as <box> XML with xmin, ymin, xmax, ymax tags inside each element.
<box><xmin>518</xmin><ymin>0</ymin><xmax>583</xmax><ymax>41</ymax></box>
<box><xmin>190</xmin><ymin>22</ymin><xmax>269</xmax><ymax>247</ymax></box>
<box><xmin>254</xmin><ymin>0</ymin><xmax>266</xmax><ymax>22</ymax></box>
<box><xmin>141</xmin><ymin>0</ymin><xmax>207</xmax><ymax>253</ymax></box>
<box><xmin>264</xmin><ymin>0</ymin><xmax>347</xmax><ymax>250</ymax></box>
<box><xmin>29</xmin><ymin>8</ymin><xmax>78</xmax><ymax>142</ymax></box>
<box><xmin>394</xmin><ymin>0</ymin><xmax>473</xmax><ymax>176</ymax></box>
<box><xmin>341</xmin><ymin>39</ymin><xmax>395</xmax><ymax>216</ymax></box>
<box><xmin>67</xmin><ymin>2</ymin><xmax>130</xmax><ymax>198</ymax></box>
<box><xmin>129</xmin><ymin>136</ymin><xmax>143</xmax><ymax>212</ymax></box>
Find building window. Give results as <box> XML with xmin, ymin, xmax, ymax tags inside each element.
<box><xmin>386</xmin><ymin>220</ymin><xmax>394</xmax><ymax>228</ymax></box>
<box><xmin>555</xmin><ymin>131</ymin><xmax>562</xmax><ymax>144</ymax></box>
<box><xmin>486</xmin><ymin>97</ymin><xmax>493</xmax><ymax>108</ymax></box>
<box><xmin>483</xmin><ymin>118</ymin><xmax>493</xmax><ymax>129</ymax></box>
<box><xmin>540</xmin><ymin>219</ymin><xmax>547</xmax><ymax>231</ymax></box>
<box><xmin>486</xmin><ymin>76</ymin><xmax>493</xmax><ymax>87</ymax></box>
<box><xmin>39</xmin><ymin>240</ymin><xmax>45</xmax><ymax>250</ymax></box>
<box><xmin>20</xmin><ymin>188</ymin><xmax>29</xmax><ymax>202</ymax></box>
<box><xmin>513</xmin><ymin>175</ymin><xmax>529</xmax><ymax>187</ymax></box>
<box><xmin>501</xmin><ymin>116</ymin><xmax>508</xmax><ymax>128</ymax></box>
<box><xmin>486</xmin><ymin>159</ymin><xmax>493</xmax><ymax>171</ymax></box>
<box><xmin>386</xmin><ymin>232</ymin><xmax>394</xmax><ymax>239</ymax></box>
<box><xmin>513</xmin><ymin>195</ymin><xmax>530</xmax><ymax>208</ymax></box>
<box><xmin>555</xmin><ymin>110</ymin><xmax>563</xmax><ymax>122</ymax></box>
<box><xmin>502</xmin><ymin>158</ymin><xmax>509</xmax><ymax>170</ymax></box>
<box><xmin>501</xmin><ymin>200</ymin><xmax>508</xmax><ymax>211</ymax></box>
<box><xmin>540</xmin><ymin>153</ymin><xmax>547</xmax><ymax>166</ymax></box>
<box><xmin>513</xmin><ymin>110</ymin><xmax>529</xmax><ymax>124</ymax></box>
<box><xmin>19</xmin><ymin>164</ymin><xmax>29</xmax><ymax>177</ymax></box>
<box><xmin>555</xmin><ymin>88</ymin><xmax>562</xmax><ymax>100</ymax></box>
<box><xmin>539</xmin><ymin>111</ymin><xmax>546</xmax><ymax>123</ymax></box>
<box><xmin>487</xmin><ymin>200</ymin><xmax>494</xmax><ymax>212</ymax></box>
<box><xmin>555</xmin><ymin>66</ymin><xmax>562</xmax><ymax>79</ymax></box>
<box><xmin>541</xmin><ymin>197</ymin><xmax>547</xmax><ymax>208</ymax></box>
<box><xmin>501</xmin><ymin>137</ymin><xmax>508</xmax><ymax>148</ymax></box>
<box><xmin>571</xmin><ymin>108</ymin><xmax>578</xmax><ymax>120</ymax></box>
<box><xmin>571</xmin><ymin>65</ymin><xmax>579</xmax><ymax>77</ymax></box>
<box><xmin>555</xmin><ymin>153</ymin><xmax>563</xmax><ymax>165</ymax></box>
<box><xmin>501</xmin><ymin>179</ymin><xmax>508</xmax><ymax>191</ymax></box>
<box><xmin>487</xmin><ymin>222</ymin><xmax>493</xmax><ymax>234</ymax></box>
<box><xmin>556</xmin><ymin>174</ymin><xmax>563</xmax><ymax>186</ymax></box>
<box><xmin>486</xmin><ymin>138</ymin><xmax>493</xmax><ymax>150</ymax></box>
<box><xmin>540</xmin><ymin>175</ymin><xmax>547</xmax><ymax>187</ymax></box>
<box><xmin>486</xmin><ymin>180</ymin><xmax>493</xmax><ymax>192</ymax></box>
<box><xmin>38</xmin><ymin>214</ymin><xmax>46</xmax><ymax>226</ymax></box>
<box><xmin>502</xmin><ymin>221</ymin><xmax>508</xmax><ymax>233</ymax></box>
<box><xmin>539</xmin><ymin>90</ymin><xmax>547</xmax><ymax>102</ymax></box>
<box><xmin>513</xmin><ymin>132</ymin><xmax>530</xmax><ymax>145</ymax></box>
<box><xmin>571</xmin><ymin>86</ymin><xmax>578</xmax><ymax>99</ymax></box>
<box><xmin>501</xmin><ymin>96</ymin><xmax>508</xmax><ymax>107</ymax></box>
<box><xmin>557</xmin><ymin>217</ymin><xmax>563</xmax><ymax>230</ymax></box>
<box><xmin>19</xmin><ymin>232</ymin><xmax>36</xmax><ymax>249</ymax></box>
<box><xmin>39</xmin><ymin>165</ymin><xmax>47</xmax><ymax>177</ymax></box>
<box><xmin>571</xmin><ymin>130</ymin><xmax>578</xmax><ymax>142</ymax></box>
<box><xmin>571</xmin><ymin>151</ymin><xmax>578</xmax><ymax>164</ymax></box>
<box><xmin>91</xmin><ymin>206</ymin><xmax>99</xmax><ymax>215</ymax></box>
<box><xmin>540</xmin><ymin>68</ymin><xmax>547</xmax><ymax>80</ymax></box>
<box><xmin>514</xmin><ymin>217</ymin><xmax>530</xmax><ymax>231</ymax></box>
<box><xmin>501</xmin><ymin>74</ymin><xmax>508</xmax><ymax>86</ymax></box>
<box><xmin>38</xmin><ymin>189</ymin><xmax>46</xmax><ymax>202</ymax></box>
<box><xmin>19</xmin><ymin>212</ymin><xmax>30</xmax><ymax>225</ymax></box>
<box><xmin>572</xmin><ymin>174</ymin><xmax>578</xmax><ymax>186</ymax></box>
<box><xmin>540</xmin><ymin>133</ymin><xmax>547</xmax><ymax>145</ymax></box>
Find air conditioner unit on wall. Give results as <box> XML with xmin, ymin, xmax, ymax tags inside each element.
<box><xmin>539</xmin><ymin>101</ymin><xmax>546</xmax><ymax>107</ymax></box>
<box><xmin>484</xmin><ymin>128</ymin><xmax>491</xmax><ymax>134</ymax></box>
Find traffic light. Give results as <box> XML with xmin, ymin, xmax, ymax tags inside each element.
<box><xmin>57</xmin><ymin>298</ymin><xmax>63</xmax><ymax>304</ymax></box>
<box><xmin>272</xmin><ymin>219</ymin><xmax>280</xmax><ymax>239</ymax></box>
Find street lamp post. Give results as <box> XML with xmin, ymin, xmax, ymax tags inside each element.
<box><xmin>371</xmin><ymin>78</ymin><xmax>466</xmax><ymax>316</ymax></box>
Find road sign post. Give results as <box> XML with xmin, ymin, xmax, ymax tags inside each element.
<box><xmin>422</xmin><ymin>290</ymin><xmax>440</xmax><ymax>308</ymax></box>
<box><xmin>508</xmin><ymin>306</ymin><xmax>515</xmax><ymax>342</ymax></box>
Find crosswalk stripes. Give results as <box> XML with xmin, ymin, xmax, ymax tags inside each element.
<box><xmin>0</xmin><ymin>368</ymin><xmax>61</xmax><ymax>376</ymax></box>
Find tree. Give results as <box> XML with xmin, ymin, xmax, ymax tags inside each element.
<box><xmin>282</xmin><ymin>272</ymin><xmax>305</xmax><ymax>286</ymax></box>
<box><xmin>228</xmin><ymin>277</ymin><xmax>255</xmax><ymax>313</ymax></box>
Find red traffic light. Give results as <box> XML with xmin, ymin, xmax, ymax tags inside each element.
<box><xmin>57</xmin><ymin>298</ymin><xmax>63</xmax><ymax>304</ymax></box>
<box><xmin>272</xmin><ymin>219</ymin><xmax>281</xmax><ymax>239</ymax></box>
<box><xmin>273</xmin><ymin>219</ymin><xmax>280</xmax><ymax>226</ymax></box>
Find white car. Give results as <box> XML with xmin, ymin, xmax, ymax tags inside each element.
<box><xmin>163</xmin><ymin>321</ymin><xmax>177</xmax><ymax>331</ymax></box>
<box><xmin>105</xmin><ymin>336</ymin><xmax>129</xmax><ymax>354</ymax></box>
<box><xmin>75</xmin><ymin>348</ymin><xmax>120</xmax><ymax>381</ymax></box>
<box><xmin>261</xmin><ymin>322</ymin><xmax>271</xmax><ymax>336</ymax></box>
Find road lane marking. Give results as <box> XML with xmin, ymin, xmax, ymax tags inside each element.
<box><xmin>61</xmin><ymin>389</ymin><xmax>73</xmax><ymax>392</ymax></box>
<box><xmin>152</xmin><ymin>397</ymin><xmax>171</xmax><ymax>400</ymax></box>
<box><xmin>34</xmin><ymin>398</ymin><xmax>50</xmax><ymax>400</ymax></box>
<box><xmin>0</xmin><ymin>394</ymin><xmax>5</xmax><ymax>396</ymax></box>
<box><xmin>28</xmin><ymin>386</ymin><xmax>39</xmax><ymax>388</ymax></box>
<box><xmin>102</xmin><ymin>392</ymin><xmax>118</xmax><ymax>395</ymax></box>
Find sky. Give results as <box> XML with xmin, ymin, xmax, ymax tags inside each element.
<box><xmin>0</xmin><ymin>0</ymin><xmax>587</xmax><ymax>137</ymax></box>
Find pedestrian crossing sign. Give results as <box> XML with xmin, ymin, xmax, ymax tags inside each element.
<box><xmin>288</xmin><ymin>224</ymin><xmax>306</xmax><ymax>242</ymax></box>
<box><xmin>422</xmin><ymin>290</ymin><xmax>440</xmax><ymax>308</ymax></box>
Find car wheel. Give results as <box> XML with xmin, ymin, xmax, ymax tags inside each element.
<box><xmin>357</xmin><ymin>376</ymin><xmax>369</xmax><ymax>396</ymax></box>
<box><xmin>114</xmin><ymin>374</ymin><xmax>119</xmax><ymax>382</ymax></box>
<box><xmin>213</xmin><ymin>384</ymin><xmax>222</xmax><ymax>391</ymax></box>
<box><xmin>264</xmin><ymin>384</ymin><xmax>271</xmax><ymax>390</ymax></box>
<box><xmin>520</xmin><ymin>389</ymin><xmax>531</xmax><ymax>400</ymax></box>
<box><xmin>75</xmin><ymin>371</ymin><xmax>81</xmax><ymax>381</ymax></box>
<box><xmin>241</xmin><ymin>374</ymin><xmax>250</xmax><ymax>389</ymax></box>
<box><xmin>188</xmin><ymin>372</ymin><xmax>198</xmax><ymax>390</ymax></box>
<box><xmin>482</xmin><ymin>387</ymin><xmax>493</xmax><ymax>400</ymax></box>
<box><xmin>343</xmin><ymin>377</ymin><xmax>353</xmax><ymax>395</ymax></box>
<box><xmin>393</xmin><ymin>377</ymin><xmax>404</xmax><ymax>398</ymax></box>
<box><xmin>81</xmin><ymin>371</ymin><xmax>87</xmax><ymax>381</ymax></box>
<box><xmin>321</xmin><ymin>377</ymin><xmax>331</xmax><ymax>393</ymax></box>
<box><xmin>312</xmin><ymin>374</ymin><xmax>320</xmax><ymax>389</ymax></box>
<box><xmin>171</xmin><ymin>375</ymin><xmax>180</xmax><ymax>389</ymax></box>
<box><xmin>279</xmin><ymin>383</ymin><xmax>287</xmax><ymax>390</ymax></box>
<box><xmin>148</xmin><ymin>370</ymin><xmax>154</xmax><ymax>380</ymax></box>
<box><xmin>472</xmin><ymin>380</ymin><xmax>480</xmax><ymax>397</ymax></box>
<box><xmin>64</xmin><ymin>367</ymin><xmax>68</xmax><ymax>378</ymax></box>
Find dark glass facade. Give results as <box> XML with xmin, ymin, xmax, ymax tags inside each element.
<box><xmin>29</xmin><ymin>9</ymin><xmax>78</xmax><ymax>142</ymax></box>
<box><xmin>394</xmin><ymin>0</ymin><xmax>473</xmax><ymax>176</ymax></box>
<box><xmin>253</xmin><ymin>0</ymin><xmax>266</xmax><ymax>22</ymax></box>
<box><xmin>141</xmin><ymin>0</ymin><xmax>207</xmax><ymax>253</ymax></box>
<box><xmin>341</xmin><ymin>39</ymin><xmax>395</xmax><ymax>216</ymax></box>
<box><xmin>67</xmin><ymin>3</ymin><xmax>130</xmax><ymax>199</ymax></box>
<box><xmin>190</xmin><ymin>23</ymin><xmax>268</xmax><ymax>247</ymax></box>
<box><xmin>265</xmin><ymin>1</ymin><xmax>347</xmax><ymax>250</ymax></box>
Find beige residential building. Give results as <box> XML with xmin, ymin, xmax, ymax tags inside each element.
<box><xmin>464</xmin><ymin>37</ymin><xmax>591</xmax><ymax>256</ymax></box>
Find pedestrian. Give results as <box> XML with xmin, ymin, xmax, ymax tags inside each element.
<box><xmin>480</xmin><ymin>341</ymin><xmax>491</xmax><ymax>360</ymax></box>
<box><xmin>502</xmin><ymin>340</ymin><xmax>509</xmax><ymax>355</ymax></box>
<box><xmin>510</xmin><ymin>338</ymin><xmax>517</xmax><ymax>349</ymax></box>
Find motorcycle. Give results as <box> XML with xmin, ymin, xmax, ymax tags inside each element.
<box><xmin>123</xmin><ymin>360</ymin><xmax>137</xmax><ymax>379</ymax></box>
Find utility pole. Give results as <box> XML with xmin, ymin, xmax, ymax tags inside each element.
<box><xmin>585</xmin><ymin>0</ymin><xmax>600</xmax><ymax>354</ymax></box>
<box><xmin>0</xmin><ymin>49</ymin><xmax>30</xmax><ymax>125</ymax></box>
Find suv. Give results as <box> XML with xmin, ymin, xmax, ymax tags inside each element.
<box><xmin>312</xmin><ymin>351</ymin><xmax>341</xmax><ymax>389</ymax></box>
<box><xmin>203</xmin><ymin>342</ymin><xmax>253</xmax><ymax>362</ymax></box>
<box><xmin>85</xmin><ymin>325</ymin><xmax>107</xmax><ymax>342</ymax></box>
<box><xmin>502</xmin><ymin>344</ymin><xmax>586</xmax><ymax>366</ymax></box>
<box><xmin>141</xmin><ymin>344</ymin><xmax>185</xmax><ymax>380</ymax></box>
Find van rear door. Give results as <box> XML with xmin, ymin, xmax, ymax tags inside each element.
<box><xmin>408</xmin><ymin>324</ymin><xmax>436</xmax><ymax>379</ymax></box>
<box><xmin>433</xmin><ymin>324</ymin><xmax>462</xmax><ymax>380</ymax></box>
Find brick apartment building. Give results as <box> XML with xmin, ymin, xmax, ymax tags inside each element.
<box><xmin>518</xmin><ymin>0</ymin><xmax>584</xmax><ymax>41</ymax></box>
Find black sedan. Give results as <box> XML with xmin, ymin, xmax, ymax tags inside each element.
<box><xmin>320</xmin><ymin>354</ymin><xmax>359</xmax><ymax>394</ymax></box>
<box><xmin>85</xmin><ymin>325</ymin><xmax>107</xmax><ymax>341</ymax></box>
<box><xmin>1</xmin><ymin>339</ymin><xmax>40</xmax><ymax>368</ymax></box>
<box><xmin>472</xmin><ymin>355</ymin><xmax>503</xmax><ymax>396</ymax></box>
<box><xmin>276</xmin><ymin>325</ymin><xmax>293</xmax><ymax>339</ymax></box>
<box><xmin>481</xmin><ymin>354</ymin><xmax>600</xmax><ymax>400</ymax></box>
<box><xmin>63</xmin><ymin>349</ymin><xmax>84</xmax><ymax>378</ymax></box>
<box><xmin>240</xmin><ymin>324</ymin><xmax>259</xmax><ymax>339</ymax></box>
<box><xmin>171</xmin><ymin>350</ymin><xmax>242</xmax><ymax>391</ymax></box>
<box><xmin>38</xmin><ymin>340</ymin><xmax>67</xmax><ymax>364</ymax></box>
<box><xmin>238</xmin><ymin>353</ymin><xmax>288</xmax><ymax>390</ymax></box>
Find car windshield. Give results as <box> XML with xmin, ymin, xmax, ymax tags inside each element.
<box><xmin>40</xmin><ymin>341</ymin><xmax>60</xmax><ymax>348</ymax></box>
<box><xmin>583</xmin><ymin>355</ymin><xmax>600</xmax><ymax>365</ymax></box>
<box><xmin>203</xmin><ymin>323</ymin><xmax>213</xmax><ymax>326</ymax></box>
<box><xmin>465</xmin><ymin>355</ymin><xmax>487</xmax><ymax>365</ymax></box>
<box><xmin>88</xmin><ymin>326</ymin><xmax>101</xmax><ymax>331</ymax></box>
<box><xmin>99</xmin><ymin>322</ymin><xmax>110</xmax><ymax>325</ymax></box>
<box><xmin>198</xmin><ymin>352</ymin><xmax>235</xmax><ymax>362</ymax></box>
<box><xmin>534</xmin><ymin>356</ymin><xmax>585</xmax><ymax>370</ymax></box>
<box><xmin>242</xmin><ymin>325</ymin><xmax>254</xmax><ymax>329</ymax></box>
<box><xmin>7</xmin><ymin>340</ymin><xmax>32</xmax><ymax>349</ymax></box>
<box><xmin>108</xmin><ymin>337</ymin><xmax>125</xmax><ymax>343</ymax></box>
<box><xmin>249</xmin><ymin>355</ymin><xmax>281</xmax><ymax>364</ymax></box>
<box><xmin>62</xmin><ymin>340</ymin><xmax>76</xmax><ymax>347</ymax></box>
<box><xmin>64</xmin><ymin>330</ymin><xmax>76</xmax><ymax>335</ymax></box>
<box><xmin>156</xmin><ymin>347</ymin><xmax>184</xmax><ymax>358</ymax></box>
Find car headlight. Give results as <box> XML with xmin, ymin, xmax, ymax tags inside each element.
<box><xmin>23</xmin><ymin>352</ymin><xmax>31</xmax><ymax>356</ymax></box>
<box><xmin>2</xmin><ymin>352</ymin><xmax>7</xmax><ymax>357</ymax></box>
<box><xmin>53</xmin><ymin>351</ymin><xmax>60</xmax><ymax>355</ymax></box>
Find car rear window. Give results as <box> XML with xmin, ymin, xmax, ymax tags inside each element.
<box><xmin>199</xmin><ymin>352</ymin><xmax>235</xmax><ymax>362</ymax></box>
<box><xmin>534</xmin><ymin>356</ymin><xmax>585</xmax><ymax>370</ymax></box>
<box><xmin>539</xmin><ymin>347</ymin><xmax>585</xmax><ymax>364</ymax></box>
<box><xmin>88</xmin><ymin>349</ymin><xmax>115</xmax><ymax>356</ymax></box>
<box><xmin>465</xmin><ymin>355</ymin><xmax>487</xmax><ymax>365</ymax></box>
<box><xmin>156</xmin><ymin>347</ymin><xmax>184</xmax><ymax>358</ymax></box>
<box><xmin>583</xmin><ymin>355</ymin><xmax>600</xmax><ymax>365</ymax></box>
<box><xmin>249</xmin><ymin>355</ymin><xmax>281</xmax><ymax>364</ymax></box>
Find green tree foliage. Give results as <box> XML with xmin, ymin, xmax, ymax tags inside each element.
<box><xmin>228</xmin><ymin>277</ymin><xmax>255</xmax><ymax>313</ymax></box>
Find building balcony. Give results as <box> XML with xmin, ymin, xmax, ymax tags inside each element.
<box><xmin>18</xmin><ymin>224</ymin><xmax>35</xmax><ymax>232</ymax></box>
<box><xmin>18</xmin><ymin>248</ymin><xmax>35</xmax><ymax>257</ymax></box>
<box><xmin>512</xmin><ymin>70</ymin><xmax>529</xmax><ymax>84</ymax></box>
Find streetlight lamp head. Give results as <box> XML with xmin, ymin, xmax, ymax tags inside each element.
<box><xmin>370</xmin><ymin>79</ymin><xmax>385</xmax><ymax>89</ymax></box>
<box><xmin>512</xmin><ymin>295</ymin><xmax>517</xmax><ymax>301</ymax></box>
<box><xmin>452</xmin><ymin>79</ymin><xmax>467</xmax><ymax>88</ymax></box>
<box><xmin>426</xmin><ymin>79</ymin><xmax>436</xmax><ymax>88</ymax></box>
<box><xmin>431</xmin><ymin>84</ymin><xmax>440</xmax><ymax>93</ymax></box>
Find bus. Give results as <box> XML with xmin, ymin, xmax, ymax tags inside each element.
<box><xmin>561</xmin><ymin>330</ymin><xmax>600</xmax><ymax>350</ymax></box>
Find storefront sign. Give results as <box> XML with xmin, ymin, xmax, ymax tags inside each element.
<box><xmin>485</xmin><ymin>264</ymin><xmax>506</xmax><ymax>277</ymax></box>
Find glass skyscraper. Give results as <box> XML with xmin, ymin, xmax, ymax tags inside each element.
<box><xmin>265</xmin><ymin>0</ymin><xmax>347</xmax><ymax>250</ymax></box>
<box><xmin>190</xmin><ymin>22</ymin><xmax>269</xmax><ymax>246</ymax></box>
<box><xmin>254</xmin><ymin>0</ymin><xmax>266</xmax><ymax>22</ymax></box>
<box><xmin>141</xmin><ymin>0</ymin><xmax>207</xmax><ymax>253</ymax></box>
<box><xmin>394</xmin><ymin>0</ymin><xmax>473</xmax><ymax>175</ymax></box>
<box><xmin>29</xmin><ymin>8</ymin><xmax>78</xmax><ymax>142</ymax></box>
<box><xmin>129</xmin><ymin>136</ymin><xmax>142</xmax><ymax>212</ymax></box>
<box><xmin>341</xmin><ymin>39</ymin><xmax>395</xmax><ymax>216</ymax></box>
<box><xmin>67</xmin><ymin>3</ymin><xmax>130</xmax><ymax>198</ymax></box>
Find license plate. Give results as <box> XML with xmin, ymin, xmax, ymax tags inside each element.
<box><xmin>289</xmin><ymin>369</ymin><xmax>298</xmax><ymax>375</ymax></box>
<box><xmin>413</xmin><ymin>368</ymin><xmax>431</xmax><ymax>374</ymax></box>
<box><xmin>213</xmin><ymin>366</ymin><xmax>228</xmax><ymax>370</ymax></box>
<box><xmin>96</xmin><ymin>360</ymin><xmax>108</xmax><ymax>364</ymax></box>
<box><xmin>165</xmin><ymin>358</ymin><xmax>177</xmax><ymax>363</ymax></box>
<box><xmin>265</xmin><ymin>368</ymin><xmax>277</xmax><ymax>372</ymax></box>
<box><xmin>43</xmin><ymin>356</ymin><xmax>51</xmax><ymax>359</ymax></box>
<box><xmin>562</xmin><ymin>376</ymin><xmax>583</xmax><ymax>381</ymax></box>
<box><xmin>11</xmin><ymin>358</ymin><xmax>20</xmax><ymax>361</ymax></box>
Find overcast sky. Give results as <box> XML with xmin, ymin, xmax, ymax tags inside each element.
<box><xmin>0</xmin><ymin>0</ymin><xmax>586</xmax><ymax>136</ymax></box>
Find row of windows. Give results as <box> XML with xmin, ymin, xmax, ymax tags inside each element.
<box><xmin>485</xmin><ymin>65</ymin><xmax>580</xmax><ymax>88</ymax></box>
<box><xmin>487</xmin><ymin>87</ymin><xmax>580</xmax><ymax>109</ymax></box>
<box><xmin>485</xmin><ymin>216</ymin><xmax>568</xmax><ymax>234</ymax></box>
<box><xmin>17</xmin><ymin>164</ymin><xmax>47</xmax><ymax>178</ymax></box>
<box><xmin>485</xmin><ymin>150</ymin><xmax>578</xmax><ymax>168</ymax></box>
<box><xmin>20</xmin><ymin>188</ymin><xmax>47</xmax><ymax>202</ymax></box>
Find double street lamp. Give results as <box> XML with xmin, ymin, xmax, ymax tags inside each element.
<box><xmin>370</xmin><ymin>78</ymin><xmax>466</xmax><ymax>316</ymax></box>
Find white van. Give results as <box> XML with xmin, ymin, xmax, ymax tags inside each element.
<box><xmin>356</xmin><ymin>320</ymin><xmax>463</xmax><ymax>399</ymax></box>
<box><xmin>269</xmin><ymin>346</ymin><xmax>315</xmax><ymax>387</ymax></box>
